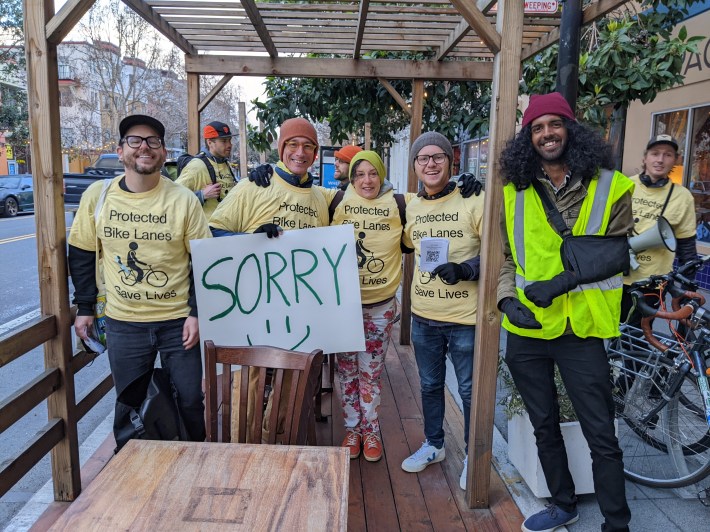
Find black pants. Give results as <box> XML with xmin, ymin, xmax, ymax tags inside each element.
<box><xmin>505</xmin><ymin>332</ymin><xmax>630</xmax><ymax>532</ymax></box>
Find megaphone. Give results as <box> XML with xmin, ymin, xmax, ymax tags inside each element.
<box><xmin>628</xmin><ymin>216</ymin><xmax>676</xmax><ymax>270</ymax></box>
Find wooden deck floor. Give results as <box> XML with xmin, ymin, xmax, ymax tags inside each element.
<box><xmin>31</xmin><ymin>321</ymin><xmax>523</xmax><ymax>531</ymax></box>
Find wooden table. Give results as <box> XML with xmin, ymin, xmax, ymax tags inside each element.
<box><xmin>50</xmin><ymin>440</ymin><xmax>349</xmax><ymax>531</ymax></box>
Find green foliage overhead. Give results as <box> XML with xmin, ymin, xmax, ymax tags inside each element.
<box><xmin>250</xmin><ymin>52</ymin><xmax>491</xmax><ymax>153</ymax></box>
<box><xmin>0</xmin><ymin>0</ymin><xmax>24</xmax><ymax>75</ymax></box>
<box><xmin>523</xmin><ymin>0</ymin><xmax>705</xmax><ymax>127</ymax></box>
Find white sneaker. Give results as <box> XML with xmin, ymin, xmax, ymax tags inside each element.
<box><xmin>459</xmin><ymin>457</ymin><xmax>468</xmax><ymax>490</ymax></box>
<box><xmin>401</xmin><ymin>440</ymin><xmax>445</xmax><ymax>472</ymax></box>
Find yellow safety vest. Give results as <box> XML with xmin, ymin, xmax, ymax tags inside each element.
<box><xmin>502</xmin><ymin>170</ymin><xmax>634</xmax><ymax>340</ymax></box>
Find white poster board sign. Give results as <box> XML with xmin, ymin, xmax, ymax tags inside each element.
<box><xmin>191</xmin><ymin>225</ymin><xmax>365</xmax><ymax>354</ymax></box>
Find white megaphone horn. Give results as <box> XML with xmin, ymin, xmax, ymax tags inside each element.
<box><xmin>628</xmin><ymin>216</ymin><xmax>676</xmax><ymax>270</ymax></box>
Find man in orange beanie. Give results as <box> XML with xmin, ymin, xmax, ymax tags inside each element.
<box><xmin>333</xmin><ymin>145</ymin><xmax>363</xmax><ymax>191</ymax></box>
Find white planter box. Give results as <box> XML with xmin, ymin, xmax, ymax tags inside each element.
<box><xmin>507</xmin><ymin>413</ymin><xmax>595</xmax><ymax>498</ymax></box>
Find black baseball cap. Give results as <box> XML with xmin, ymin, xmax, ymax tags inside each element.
<box><xmin>204</xmin><ymin>121</ymin><xmax>236</xmax><ymax>139</ymax></box>
<box><xmin>646</xmin><ymin>134</ymin><xmax>678</xmax><ymax>152</ymax></box>
<box><xmin>119</xmin><ymin>114</ymin><xmax>166</xmax><ymax>139</ymax></box>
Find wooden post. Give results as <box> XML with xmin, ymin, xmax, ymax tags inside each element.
<box><xmin>24</xmin><ymin>0</ymin><xmax>80</xmax><ymax>500</ymax></box>
<box><xmin>187</xmin><ymin>71</ymin><xmax>200</xmax><ymax>153</ymax></box>
<box><xmin>259</xmin><ymin>120</ymin><xmax>267</xmax><ymax>164</ymax></box>
<box><xmin>466</xmin><ymin>0</ymin><xmax>524</xmax><ymax>507</ymax></box>
<box><xmin>238</xmin><ymin>101</ymin><xmax>248</xmax><ymax>179</ymax></box>
<box><xmin>364</xmin><ymin>123</ymin><xmax>371</xmax><ymax>150</ymax></box>
<box><xmin>399</xmin><ymin>80</ymin><xmax>424</xmax><ymax>345</ymax></box>
<box><xmin>555</xmin><ymin>0</ymin><xmax>582</xmax><ymax>110</ymax></box>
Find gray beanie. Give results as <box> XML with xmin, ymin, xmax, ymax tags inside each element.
<box><xmin>410</xmin><ymin>131</ymin><xmax>453</xmax><ymax>169</ymax></box>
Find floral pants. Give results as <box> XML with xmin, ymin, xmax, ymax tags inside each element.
<box><xmin>336</xmin><ymin>299</ymin><xmax>396</xmax><ymax>435</ymax></box>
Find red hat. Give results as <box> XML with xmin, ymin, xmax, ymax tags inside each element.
<box><xmin>277</xmin><ymin>118</ymin><xmax>319</xmax><ymax>160</ymax></box>
<box><xmin>522</xmin><ymin>92</ymin><xmax>576</xmax><ymax>128</ymax></box>
<box><xmin>334</xmin><ymin>145</ymin><xmax>363</xmax><ymax>163</ymax></box>
<box><xmin>203</xmin><ymin>121</ymin><xmax>235</xmax><ymax>139</ymax></box>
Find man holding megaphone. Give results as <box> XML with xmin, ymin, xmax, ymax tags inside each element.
<box><xmin>621</xmin><ymin>134</ymin><xmax>698</xmax><ymax>324</ymax></box>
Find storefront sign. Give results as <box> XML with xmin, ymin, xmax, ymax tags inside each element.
<box><xmin>5</xmin><ymin>145</ymin><xmax>13</xmax><ymax>160</ymax></box>
<box><xmin>490</xmin><ymin>2</ymin><xmax>559</xmax><ymax>15</ymax></box>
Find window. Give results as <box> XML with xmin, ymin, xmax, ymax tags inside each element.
<box><xmin>58</xmin><ymin>89</ymin><xmax>74</xmax><ymax>107</ymax></box>
<box><xmin>652</xmin><ymin>110</ymin><xmax>688</xmax><ymax>185</ymax></box>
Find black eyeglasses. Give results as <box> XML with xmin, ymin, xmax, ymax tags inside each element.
<box><xmin>123</xmin><ymin>135</ymin><xmax>163</xmax><ymax>149</ymax></box>
<box><xmin>415</xmin><ymin>153</ymin><xmax>448</xmax><ymax>166</ymax></box>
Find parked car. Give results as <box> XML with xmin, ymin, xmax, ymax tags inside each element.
<box><xmin>0</xmin><ymin>174</ymin><xmax>34</xmax><ymax>217</ymax></box>
<box><xmin>84</xmin><ymin>154</ymin><xmax>124</xmax><ymax>177</ymax></box>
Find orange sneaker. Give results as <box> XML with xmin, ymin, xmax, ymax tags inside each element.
<box><xmin>342</xmin><ymin>431</ymin><xmax>361</xmax><ymax>459</ymax></box>
<box><xmin>362</xmin><ymin>433</ymin><xmax>382</xmax><ymax>462</ymax></box>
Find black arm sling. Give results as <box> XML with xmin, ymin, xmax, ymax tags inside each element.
<box><xmin>529</xmin><ymin>174</ymin><xmax>630</xmax><ymax>284</ymax></box>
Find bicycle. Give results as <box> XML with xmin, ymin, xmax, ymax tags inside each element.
<box><xmin>115</xmin><ymin>256</ymin><xmax>169</xmax><ymax>288</ymax></box>
<box><xmin>364</xmin><ymin>252</ymin><xmax>384</xmax><ymax>274</ymax></box>
<box><xmin>607</xmin><ymin>256</ymin><xmax>710</xmax><ymax>488</ymax></box>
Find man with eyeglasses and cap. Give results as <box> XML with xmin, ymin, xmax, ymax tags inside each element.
<box><xmin>621</xmin><ymin>134</ymin><xmax>697</xmax><ymax>325</ymax></box>
<box><xmin>333</xmin><ymin>144</ymin><xmax>363</xmax><ymax>191</ymax></box>
<box><xmin>68</xmin><ymin>114</ymin><xmax>211</xmax><ymax>448</ymax></box>
<box><xmin>176</xmin><ymin>121</ymin><xmax>238</xmax><ymax>218</ymax></box>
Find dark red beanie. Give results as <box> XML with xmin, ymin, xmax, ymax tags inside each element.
<box><xmin>521</xmin><ymin>92</ymin><xmax>576</xmax><ymax>128</ymax></box>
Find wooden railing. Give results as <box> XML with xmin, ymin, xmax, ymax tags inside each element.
<box><xmin>0</xmin><ymin>307</ymin><xmax>113</xmax><ymax>498</ymax></box>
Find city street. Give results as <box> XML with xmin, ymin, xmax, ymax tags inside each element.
<box><xmin>0</xmin><ymin>211</ymin><xmax>113</xmax><ymax>526</ymax></box>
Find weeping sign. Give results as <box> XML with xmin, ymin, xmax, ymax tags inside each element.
<box><xmin>191</xmin><ymin>225</ymin><xmax>365</xmax><ymax>354</ymax></box>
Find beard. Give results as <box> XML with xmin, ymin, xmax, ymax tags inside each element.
<box><xmin>123</xmin><ymin>152</ymin><xmax>164</xmax><ymax>175</ymax></box>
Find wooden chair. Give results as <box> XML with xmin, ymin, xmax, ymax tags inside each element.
<box><xmin>204</xmin><ymin>341</ymin><xmax>324</xmax><ymax>445</ymax></box>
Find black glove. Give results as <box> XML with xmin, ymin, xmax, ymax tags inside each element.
<box><xmin>457</xmin><ymin>173</ymin><xmax>483</xmax><ymax>198</ymax></box>
<box><xmin>432</xmin><ymin>262</ymin><xmax>471</xmax><ymax>285</ymax></box>
<box><xmin>249</xmin><ymin>164</ymin><xmax>273</xmax><ymax>187</ymax></box>
<box><xmin>524</xmin><ymin>270</ymin><xmax>577</xmax><ymax>309</ymax></box>
<box><xmin>254</xmin><ymin>223</ymin><xmax>282</xmax><ymax>238</ymax></box>
<box><xmin>499</xmin><ymin>297</ymin><xmax>542</xmax><ymax>329</ymax></box>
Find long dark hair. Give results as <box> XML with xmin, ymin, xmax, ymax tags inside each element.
<box><xmin>499</xmin><ymin>119</ymin><xmax>614</xmax><ymax>190</ymax></box>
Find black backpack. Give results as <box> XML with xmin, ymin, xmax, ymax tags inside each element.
<box><xmin>176</xmin><ymin>151</ymin><xmax>235</xmax><ymax>185</ymax></box>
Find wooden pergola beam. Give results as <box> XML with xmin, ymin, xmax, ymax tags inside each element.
<box><xmin>436</xmin><ymin>0</ymin><xmax>498</xmax><ymax>60</ymax></box>
<box><xmin>120</xmin><ymin>0</ymin><xmax>196</xmax><ymax>55</ymax></box>
<box><xmin>466</xmin><ymin>0</ymin><xmax>524</xmax><ymax>508</ymax></box>
<box><xmin>353</xmin><ymin>0</ymin><xmax>370</xmax><ymax>59</ymax></box>
<box><xmin>522</xmin><ymin>0</ymin><xmax>628</xmax><ymax>61</ymax></box>
<box><xmin>378</xmin><ymin>78</ymin><xmax>412</xmax><ymax>117</ymax></box>
<box><xmin>24</xmin><ymin>0</ymin><xmax>80</xmax><ymax>501</ymax></box>
<box><xmin>449</xmin><ymin>0</ymin><xmax>501</xmax><ymax>55</ymax></box>
<box><xmin>45</xmin><ymin>0</ymin><xmax>94</xmax><ymax>44</ymax></box>
<box><xmin>240</xmin><ymin>0</ymin><xmax>278</xmax><ymax>58</ymax></box>
<box><xmin>187</xmin><ymin>72</ymin><xmax>200</xmax><ymax>154</ymax></box>
<box><xmin>185</xmin><ymin>56</ymin><xmax>494</xmax><ymax>81</ymax></box>
<box><xmin>198</xmin><ymin>74</ymin><xmax>233</xmax><ymax>113</ymax></box>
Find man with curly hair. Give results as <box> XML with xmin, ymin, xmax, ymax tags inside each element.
<box><xmin>497</xmin><ymin>93</ymin><xmax>633</xmax><ymax>532</ymax></box>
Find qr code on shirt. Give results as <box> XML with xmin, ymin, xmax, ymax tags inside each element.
<box><xmin>425</xmin><ymin>250</ymin><xmax>441</xmax><ymax>263</ymax></box>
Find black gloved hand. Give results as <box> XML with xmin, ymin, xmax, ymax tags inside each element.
<box><xmin>254</xmin><ymin>223</ymin><xmax>282</xmax><ymax>238</ymax></box>
<box><xmin>432</xmin><ymin>262</ymin><xmax>471</xmax><ymax>285</ymax></box>
<box><xmin>499</xmin><ymin>297</ymin><xmax>542</xmax><ymax>329</ymax></box>
<box><xmin>524</xmin><ymin>270</ymin><xmax>577</xmax><ymax>309</ymax></box>
<box><xmin>248</xmin><ymin>164</ymin><xmax>273</xmax><ymax>187</ymax></box>
<box><xmin>457</xmin><ymin>173</ymin><xmax>483</xmax><ymax>198</ymax></box>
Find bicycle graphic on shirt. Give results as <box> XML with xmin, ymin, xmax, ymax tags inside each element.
<box><xmin>114</xmin><ymin>244</ymin><xmax>168</xmax><ymax>288</ymax></box>
<box><xmin>356</xmin><ymin>232</ymin><xmax>384</xmax><ymax>274</ymax></box>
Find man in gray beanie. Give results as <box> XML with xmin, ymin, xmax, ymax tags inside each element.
<box><xmin>400</xmin><ymin>131</ymin><xmax>485</xmax><ymax>491</ymax></box>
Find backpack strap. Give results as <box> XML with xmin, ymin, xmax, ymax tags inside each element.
<box><xmin>328</xmin><ymin>190</ymin><xmax>345</xmax><ymax>223</ymax></box>
<box><xmin>394</xmin><ymin>193</ymin><xmax>406</xmax><ymax>227</ymax></box>
<box><xmin>196</xmin><ymin>152</ymin><xmax>218</xmax><ymax>185</ymax></box>
<box><xmin>93</xmin><ymin>179</ymin><xmax>112</xmax><ymax>286</ymax></box>
<box><xmin>660</xmin><ymin>183</ymin><xmax>674</xmax><ymax>217</ymax></box>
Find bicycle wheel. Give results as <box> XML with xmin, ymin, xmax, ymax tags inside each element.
<box><xmin>608</xmin><ymin>350</ymin><xmax>710</xmax><ymax>488</ymax></box>
<box><xmin>146</xmin><ymin>269</ymin><xmax>168</xmax><ymax>288</ymax></box>
<box><xmin>367</xmin><ymin>258</ymin><xmax>384</xmax><ymax>274</ymax></box>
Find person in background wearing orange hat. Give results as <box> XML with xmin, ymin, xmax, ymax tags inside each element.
<box><xmin>333</xmin><ymin>144</ymin><xmax>363</xmax><ymax>191</ymax></box>
<box><xmin>498</xmin><ymin>92</ymin><xmax>632</xmax><ymax>532</ymax></box>
<box><xmin>175</xmin><ymin>121</ymin><xmax>238</xmax><ymax>218</ymax></box>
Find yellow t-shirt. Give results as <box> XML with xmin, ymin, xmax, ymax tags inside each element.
<box><xmin>175</xmin><ymin>156</ymin><xmax>237</xmax><ymax>218</ymax></box>
<box><xmin>403</xmin><ymin>188</ymin><xmax>485</xmax><ymax>325</ymax></box>
<box><xmin>68</xmin><ymin>176</ymin><xmax>211</xmax><ymax>321</ymax></box>
<box><xmin>626</xmin><ymin>174</ymin><xmax>697</xmax><ymax>283</ymax></box>
<box><xmin>331</xmin><ymin>188</ymin><xmax>409</xmax><ymax>304</ymax></box>
<box><xmin>209</xmin><ymin>175</ymin><xmax>329</xmax><ymax>233</ymax></box>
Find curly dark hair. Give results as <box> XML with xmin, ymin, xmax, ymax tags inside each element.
<box><xmin>499</xmin><ymin>119</ymin><xmax>614</xmax><ymax>190</ymax></box>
